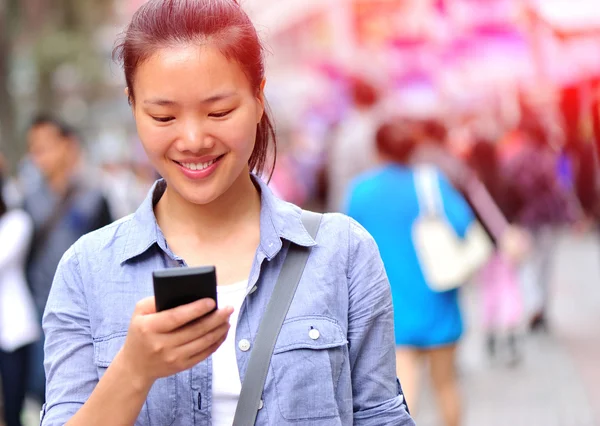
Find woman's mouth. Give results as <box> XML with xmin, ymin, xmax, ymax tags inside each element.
<box><xmin>174</xmin><ymin>154</ymin><xmax>225</xmax><ymax>179</ymax></box>
<box><xmin>179</xmin><ymin>158</ymin><xmax>218</xmax><ymax>171</ymax></box>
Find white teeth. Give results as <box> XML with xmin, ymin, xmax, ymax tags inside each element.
<box><xmin>182</xmin><ymin>159</ymin><xmax>216</xmax><ymax>171</ymax></box>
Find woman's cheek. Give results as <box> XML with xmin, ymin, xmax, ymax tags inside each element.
<box><xmin>224</xmin><ymin>114</ymin><xmax>257</xmax><ymax>154</ymax></box>
<box><xmin>139</xmin><ymin>125</ymin><xmax>174</xmax><ymax>156</ymax></box>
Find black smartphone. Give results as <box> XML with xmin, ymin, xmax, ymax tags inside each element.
<box><xmin>153</xmin><ymin>266</ymin><xmax>218</xmax><ymax>313</ymax></box>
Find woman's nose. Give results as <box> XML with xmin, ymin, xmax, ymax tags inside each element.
<box><xmin>175</xmin><ymin>119</ymin><xmax>216</xmax><ymax>153</ymax></box>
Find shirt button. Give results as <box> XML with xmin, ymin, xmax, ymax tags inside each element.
<box><xmin>238</xmin><ymin>339</ymin><xmax>251</xmax><ymax>352</ymax></box>
<box><xmin>249</xmin><ymin>285</ymin><xmax>258</xmax><ymax>294</ymax></box>
<box><xmin>258</xmin><ymin>399</ymin><xmax>264</xmax><ymax>410</ymax></box>
<box><xmin>309</xmin><ymin>328</ymin><xmax>320</xmax><ymax>340</ymax></box>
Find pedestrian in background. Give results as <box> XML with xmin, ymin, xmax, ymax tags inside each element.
<box><xmin>505</xmin><ymin>113</ymin><xmax>584</xmax><ymax>331</ymax></box>
<box><xmin>469</xmin><ymin>139</ymin><xmax>526</xmax><ymax>365</ymax></box>
<box><xmin>0</xmin><ymin>164</ymin><xmax>39</xmax><ymax>426</ymax></box>
<box><xmin>23</xmin><ymin>115</ymin><xmax>113</xmax><ymax>404</ymax></box>
<box><xmin>346</xmin><ymin>120</ymin><xmax>476</xmax><ymax>426</ymax></box>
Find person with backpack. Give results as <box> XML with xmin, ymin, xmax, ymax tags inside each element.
<box><xmin>40</xmin><ymin>2</ymin><xmax>414</xmax><ymax>425</ymax></box>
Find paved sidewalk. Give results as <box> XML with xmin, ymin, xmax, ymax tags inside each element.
<box><xmin>416</xmin><ymin>232</ymin><xmax>600</xmax><ymax>426</ymax></box>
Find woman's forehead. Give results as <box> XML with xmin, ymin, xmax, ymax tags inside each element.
<box><xmin>134</xmin><ymin>43</ymin><xmax>251</xmax><ymax>99</ymax></box>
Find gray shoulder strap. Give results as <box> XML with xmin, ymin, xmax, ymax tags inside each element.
<box><xmin>232</xmin><ymin>210</ymin><xmax>322</xmax><ymax>426</ymax></box>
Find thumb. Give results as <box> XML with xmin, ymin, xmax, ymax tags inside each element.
<box><xmin>134</xmin><ymin>296</ymin><xmax>157</xmax><ymax>316</ymax></box>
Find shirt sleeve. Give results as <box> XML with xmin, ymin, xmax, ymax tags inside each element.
<box><xmin>346</xmin><ymin>219</ymin><xmax>415</xmax><ymax>426</ymax></box>
<box><xmin>41</xmin><ymin>244</ymin><xmax>97</xmax><ymax>426</ymax></box>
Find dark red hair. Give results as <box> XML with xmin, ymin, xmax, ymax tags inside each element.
<box><xmin>349</xmin><ymin>76</ymin><xmax>379</xmax><ymax>108</ymax></box>
<box><xmin>375</xmin><ymin>120</ymin><xmax>417</xmax><ymax>164</ymax></box>
<box><xmin>113</xmin><ymin>0</ymin><xmax>276</xmax><ymax>178</ymax></box>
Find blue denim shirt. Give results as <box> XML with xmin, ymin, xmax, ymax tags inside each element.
<box><xmin>42</xmin><ymin>176</ymin><xmax>414</xmax><ymax>426</ymax></box>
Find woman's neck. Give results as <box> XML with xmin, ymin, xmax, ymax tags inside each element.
<box><xmin>155</xmin><ymin>171</ymin><xmax>261</xmax><ymax>244</ymax></box>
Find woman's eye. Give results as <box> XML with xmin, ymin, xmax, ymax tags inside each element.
<box><xmin>209</xmin><ymin>110</ymin><xmax>234</xmax><ymax>118</ymax></box>
<box><xmin>151</xmin><ymin>116</ymin><xmax>175</xmax><ymax>123</ymax></box>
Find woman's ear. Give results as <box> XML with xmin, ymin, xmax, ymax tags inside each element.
<box><xmin>125</xmin><ymin>87</ymin><xmax>134</xmax><ymax>107</ymax></box>
<box><xmin>256</xmin><ymin>79</ymin><xmax>266</xmax><ymax>123</ymax></box>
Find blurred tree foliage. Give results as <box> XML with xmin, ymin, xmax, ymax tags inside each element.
<box><xmin>0</xmin><ymin>0</ymin><xmax>114</xmax><ymax>169</ymax></box>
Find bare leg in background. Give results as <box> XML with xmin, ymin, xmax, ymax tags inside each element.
<box><xmin>395</xmin><ymin>348</ymin><xmax>422</xmax><ymax>416</ymax></box>
<box><xmin>428</xmin><ymin>345</ymin><xmax>461</xmax><ymax>426</ymax></box>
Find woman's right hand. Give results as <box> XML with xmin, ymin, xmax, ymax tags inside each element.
<box><xmin>116</xmin><ymin>297</ymin><xmax>233</xmax><ymax>387</ymax></box>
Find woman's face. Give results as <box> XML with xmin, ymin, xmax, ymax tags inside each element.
<box><xmin>131</xmin><ymin>43</ymin><xmax>264</xmax><ymax>205</ymax></box>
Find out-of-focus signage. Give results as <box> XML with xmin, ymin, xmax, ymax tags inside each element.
<box><xmin>352</xmin><ymin>0</ymin><xmax>434</xmax><ymax>45</ymax></box>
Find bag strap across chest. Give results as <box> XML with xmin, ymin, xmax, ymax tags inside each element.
<box><xmin>232</xmin><ymin>210</ymin><xmax>323</xmax><ymax>426</ymax></box>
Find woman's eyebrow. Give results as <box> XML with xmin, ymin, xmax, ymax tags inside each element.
<box><xmin>143</xmin><ymin>98</ymin><xmax>176</xmax><ymax>106</ymax></box>
<box><xmin>143</xmin><ymin>92</ymin><xmax>237</xmax><ymax>106</ymax></box>
<box><xmin>200</xmin><ymin>92</ymin><xmax>237</xmax><ymax>104</ymax></box>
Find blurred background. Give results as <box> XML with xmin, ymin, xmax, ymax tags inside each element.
<box><xmin>0</xmin><ymin>0</ymin><xmax>599</xmax><ymax>425</ymax></box>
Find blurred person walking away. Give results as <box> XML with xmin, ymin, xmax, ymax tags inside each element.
<box><xmin>469</xmin><ymin>140</ymin><xmax>528</xmax><ymax>366</ymax></box>
<box><xmin>327</xmin><ymin>76</ymin><xmax>380</xmax><ymax>212</ymax></box>
<box><xmin>0</xmin><ymin>164</ymin><xmax>40</xmax><ymax>426</ymax></box>
<box><xmin>23</xmin><ymin>115</ymin><xmax>113</xmax><ymax>404</ymax></box>
<box><xmin>504</xmin><ymin>114</ymin><xmax>584</xmax><ymax>333</ymax></box>
<box><xmin>346</xmin><ymin>121</ymin><xmax>479</xmax><ymax>426</ymax></box>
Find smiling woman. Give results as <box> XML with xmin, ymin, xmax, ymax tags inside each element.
<box><xmin>40</xmin><ymin>1</ymin><xmax>415</xmax><ymax>426</ymax></box>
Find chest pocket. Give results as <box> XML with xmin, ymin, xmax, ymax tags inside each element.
<box><xmin>271</xmin><ymin>316</ymin><xmax>348</xmax><ymax>421</ymax></box>
<box><xmin>93</xmin><ymin>332</ymin><xmax>178</xmax><ymax>426</ymax></box>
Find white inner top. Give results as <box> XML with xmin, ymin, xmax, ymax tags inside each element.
<box><xmin>211</xmin><ymin>280</ymin><xmax>248</xmax><ymax>425</ymax></box>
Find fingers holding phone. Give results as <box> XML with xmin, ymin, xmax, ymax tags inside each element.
<box><xmin>120</xmin><ymin>297</ymin><xmax>233</xmax><ymax>386</ymax></box>
<box><xmin>117</xmin><ymin>266</ymin><xmax>231</xmax><ymax>386</ymax></box>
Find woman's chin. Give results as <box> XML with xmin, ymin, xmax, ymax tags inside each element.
<box><xmin>179</xmin><ymin>188</ymin><xmax>221</xmax><ymax>206</ymax></box>
<box><xmin>163</xmin><ymin>165</ymin><xmax>249</xmax><ymax>207</ymax></box>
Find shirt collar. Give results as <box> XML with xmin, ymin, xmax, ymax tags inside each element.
<box><xmin>119</xmin><ymin>179</ymin><xmax>167</xmax><ymax>265</ymax></box>
<box><xmin>119</xmin><ymin>175</ymin><xmax>316</xmax><ymax>264</ymax></box>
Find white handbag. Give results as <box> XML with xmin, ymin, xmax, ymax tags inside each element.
<box><xmin>412</xmin><ymin>166</ymin><xmax>493</xmax><ymax>292</ymax></box>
